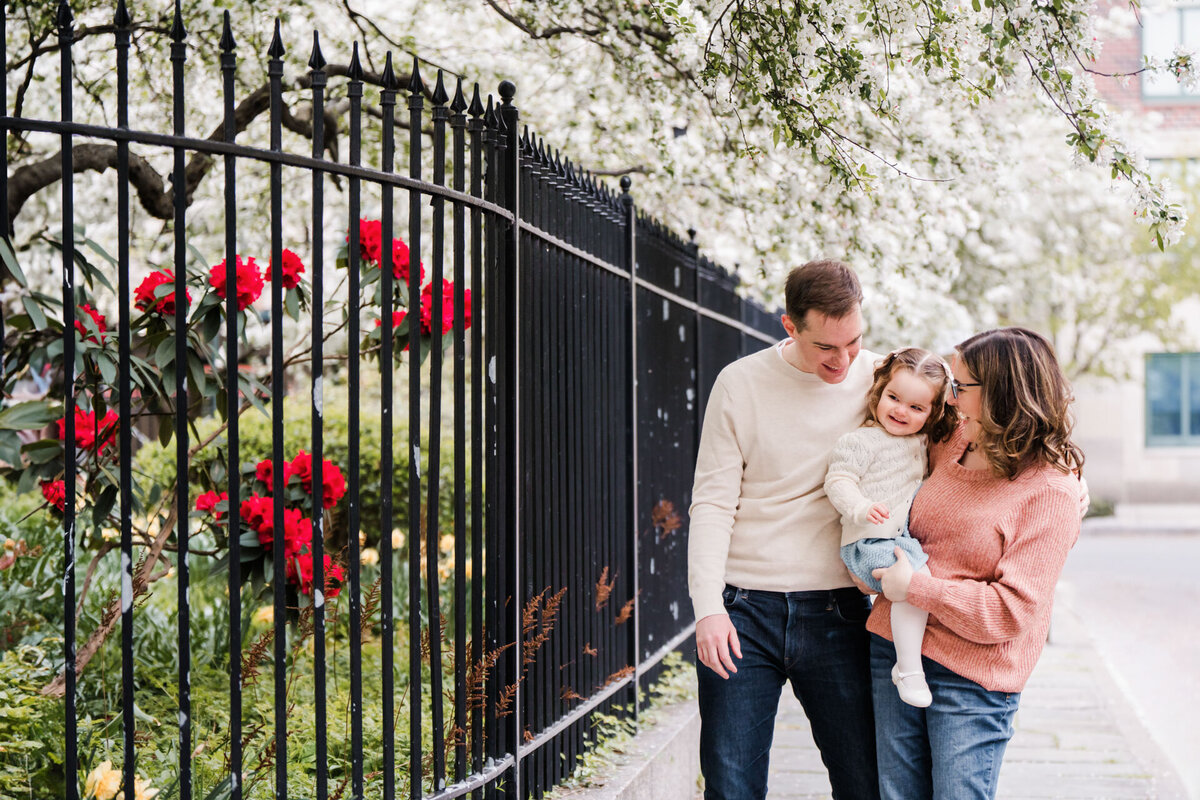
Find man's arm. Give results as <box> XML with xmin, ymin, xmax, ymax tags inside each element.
<box><xmin>688</xmin><ymin>377</ymin><xmax>745</xmax><ymax>677</ymax></box>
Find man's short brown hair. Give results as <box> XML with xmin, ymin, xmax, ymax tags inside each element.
<box><xmin>784</xmin><ymin>260</ymin><xmax>863</xmax><ymax>330</ymax></box>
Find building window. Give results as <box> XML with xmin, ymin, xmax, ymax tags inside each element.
<box><xmin>1142</xmin><ymin>5</ymin><xmax>1200</xmax><ymax>99</ymax></box>
<box><xmin>1146</xmin><ymin>352</ymin><xmax>1200</xmax><ymax>446</ymax></box>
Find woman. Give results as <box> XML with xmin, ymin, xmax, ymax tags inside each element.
<box><xmin>868</xmin><ymin>327</ymin><xmax>1084</xmax><ymax>800</ymax></box>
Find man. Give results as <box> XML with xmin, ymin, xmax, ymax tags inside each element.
<box><xmin>689</xmin><ymin>259</ymin><xmax>880</xmax><ymax>800</ymax></box>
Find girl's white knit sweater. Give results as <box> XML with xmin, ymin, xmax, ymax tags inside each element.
<box><xmin>825</xmin><ymin>426</ymin><xmax>926</xmax><ymax>547</ymax></box>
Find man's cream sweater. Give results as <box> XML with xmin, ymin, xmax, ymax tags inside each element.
<box><xmin>688</xmin><ymin>341</ymin><xmax>878</xmax><ymax>621</ymax></box>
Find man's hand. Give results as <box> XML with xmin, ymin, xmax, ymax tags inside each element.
<box><xmin>871</xmin><ymin>547</ymin><xmax>914</xmax><ymax>603</ymax></box>
<box><xmin>695</xmin><ymin>613</ymin><xmax>742</xmax><ymax>679</ymax></box>
<box><xmin>866</xmin><ymin>502</ymin><xmax>890</xmax><ymax>525</ymax></box>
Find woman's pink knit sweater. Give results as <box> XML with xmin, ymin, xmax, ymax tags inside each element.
<box><xmin>866</xmin><ymin>424</ymin><xmax>1081</xmax><ymax>693</ymax></box>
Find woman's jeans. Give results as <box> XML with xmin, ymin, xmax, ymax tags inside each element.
<box><xmin>870</xmin><ymin>634</ymin><xmax>1020</xmax><ymax>800</ymax></box>
<box><xmin>696</xmin><ymin>586</ymin><xmax>879</xmax><ymax>800</ymax></box>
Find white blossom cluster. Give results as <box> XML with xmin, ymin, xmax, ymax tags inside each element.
<box><xmin>3</xmin><ymin>0</ymin><xmax>1195</xmax><ymax>374</ymax></box>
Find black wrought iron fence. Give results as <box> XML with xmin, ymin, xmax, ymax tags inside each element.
<box><xmin>0</xmin><ymin>2</ymin><xmax>780</xmax><ymax>799</ymax></box>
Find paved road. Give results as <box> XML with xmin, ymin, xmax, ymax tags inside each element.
<box><xmin>1059</xmin><ymin>531</ymin><xmax>1200</xmax><ymax>799</ymax></box>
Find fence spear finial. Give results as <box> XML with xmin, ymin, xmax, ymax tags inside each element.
<box><xmin>432</xmin><ymin>70</ymin><xmax>449</xmax><ymax>105</ymax></box>
<box><xmin>451</xmin><ymin>78</ymin><xmax>468</xmax><ymax>113</ymax></box>
<box><xmin>170</xmin><ymin>0</ymin><xmax>186</xmax><ymax>41</ymax></box>
<box><xmin>408</xmin><ymin>57</ymin><xmax>424</xmax><ymax>95</ymax></box>
<box><xmin>219</xmin><ymin>10</ymin><xmax>236</xmax><ymax>52</ymax></box>
<box><xmin>114</xmin><ymin>0</ymin><xmax>131</xmax><ymax>30</ymax></box>
<box><xmin>56</xmin><ymin>0</ymin><xmax>73</xmax><ymax>29</ymax></box>
<box><xmin>381</xmin><ymin>52</ymin><xmax>399</xmax><ymax>91</ymax></box>
<box><xmin>348</xmin><ymin>42</ymin><xmax>364</xmax><ymax>82</ymax></box>
<box><xmin>309</xmin><ymin>31</ymin><xmax>326</xmax><ymax>72</ymax></box>
<box><xmin>267</xmin><ymin>18</ymin><xmax>284</xmax><ymax>59</ymax></box>
<box><xmin>468</xmin><ymin>83</ymin><xmax>484</xmax><ymax>117</ymax></box>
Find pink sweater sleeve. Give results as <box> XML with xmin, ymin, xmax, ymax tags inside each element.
<box><xmin>906</xmin><ymin>484</ymin><xmax>1079</xmax><ymax>645</ymax></box>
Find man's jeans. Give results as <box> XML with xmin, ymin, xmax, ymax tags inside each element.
<box><xmin>870</xmin><ymin>634</ymin><xmax>1020</xmax><ymax>800</ymax></box>
<box><xmin>697</xmin><ymin>585</ymin><xmax>880</xmax><ymax>800</ymax></box>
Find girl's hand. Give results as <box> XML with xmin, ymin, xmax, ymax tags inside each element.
<box><xmin>867</xmin><ymin>502</ymin><xmax>890</xmax><ymax>525</ymax></box>
<box><xmin>871</xmin><ymin>548</ymin><xmax>914</xmax><ymax>602</ymax></box>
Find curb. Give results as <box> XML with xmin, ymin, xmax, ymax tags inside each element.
<box><xmin>553</xmin><ymin>697</ymin><xmax>700</xmax><ymax>800</ymax></box>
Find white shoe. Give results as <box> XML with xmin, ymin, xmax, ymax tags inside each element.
<box><xmin>892</xmin><ymin>663</ymin><xmax>932</xmax><ymax>708</ymax></box>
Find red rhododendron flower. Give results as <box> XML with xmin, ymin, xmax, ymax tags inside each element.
<box><xmin>291</xmin><ymin>551</ymin><xmax>345</xmax><ymax>598</ymax></box>
<box><xmin>195</xmin><ymin>490</ymin><xmax>228</xmax><ymax>520</ymax></box>
<box><xmin>387</xmin><ymin>238</ymin><xmax>425</xmax><ymax>284</ymax></box>
<box><xmin>250</xmin><ymin>502</ymin><xmax>306</xmax><ymax>558</ymax></box>
<box><xmin>56</xmin><ymin>407</ymin><xmax>119</xmax><ymax>455</ymax></box>
<box><xmin>209</xmin><ymin>256</ymin><xmax>265</xmax><ymax>311</ymax></box>
<box><xmin>75</xmin><ymin>304</ymin><xmax>107</xmax><ymax>343</ymax></box>
<box><xmin>134</xmin><ymin>269</ymin><xmax>191</xmax><ymax>315</ymax></box>
<box><xmin>289</xmin><ymin>450</ymin><xmax>347</xmax><ymax>509</ymax></box>
<box><xmin>419</xmin><ymin>280</ymin><xmax>473</xmax><ymax>336</ymax></box>
<box><xmin>354</xmin><ymin>219</ymin><xmax>383</xmax><ymax>265</ymax></box>
<box><xmin>256</xmin><ymin>458</ymin><xmax>291</xmax><ymax>488</ymax></box>
<box><xmin>41</xmin><ymin>480</ymin><xmax>66</xmax><ymax>511</ymax></box>
<box><xmin>266</xmin><ymin>249</ymin><xmax>305</xmax><ymax>290</ymax></box>
<box><xmin>240</xmin><ymin>494</ymin><xmax>273</xmax><ymax>535</ymax></box>
<box><xmin>349</xmin><ymin>219</ymin><xmax>424</xmax><ymax>282</ymax></box>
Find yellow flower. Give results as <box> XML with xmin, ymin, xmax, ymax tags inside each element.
<box><xmin>252</xmin><ymin>605</ymin><xmax>273</xmax><ymax>626</ymax></box>
<box><xmin>360</xmin><ymin>547</ymin><xmax>380</xmax><ymax>566</ymax></box>
<box><xmin>2</xmin><ymin>537</ymin><xmax>14</xmax><ymax>551</ymax></box>
<box><xmin>391</xmin><ymin>528</ymin><xmax>405</xmax><ymax>550</ymax></box>
<box><xmin>439</xmin><ymin>534</ymin><xmax>455</xmax><ymax>554</ymax></box>
<box><xmin>117</xmin><ymin>777</ymin><xmax>160</xmax><ymax>800</ymax></box>
<box><xmin>85</xmin><ymin>760</ymin><xmax>121</xmax><ymax>800</ymax></box>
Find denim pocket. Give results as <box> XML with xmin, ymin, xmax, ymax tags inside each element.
<box><xmin>722</xmin><ymin>585</ymin><xmax>745</xmax><ymax>609</ymax></box>
<box><xmin>833</xmin><ymin>591</ymin><xmax>871</xmax><ymax>623</ymax></box>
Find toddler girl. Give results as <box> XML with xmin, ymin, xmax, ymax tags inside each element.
<box><xmin>824</xmin><ymin>347</ymin><xmax>958</xmax><ymax>707</ymax></box>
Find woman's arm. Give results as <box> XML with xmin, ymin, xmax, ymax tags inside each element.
<box><xmin>901</xmin><ymin>484</ymin><xmax>1079</xmax><ymax>644</ymax></box>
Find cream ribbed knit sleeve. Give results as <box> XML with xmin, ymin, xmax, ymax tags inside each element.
<box><xmin>687</xmin><ymin>378</ymin><xmax>745</xmax><ymax>621</ymax></box>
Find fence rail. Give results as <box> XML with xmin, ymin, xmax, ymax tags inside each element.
<box><xmin>0</xmin><ymin>3</ymin><xmax>779</xmax><ymax>799</ymax></box>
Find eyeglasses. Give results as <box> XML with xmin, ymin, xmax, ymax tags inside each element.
<box><xmin>950</xmin><ymin>378</ymin><xmax>980</xmax><ymax>399</ymax></box>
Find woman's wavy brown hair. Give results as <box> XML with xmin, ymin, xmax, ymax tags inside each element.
<box><xmin>864</xmin><ymin>348</ymin><xmax>958</xmax><ymax>444</ymax></box>
<box><xmin>956</xmin><ymin>327</ymin><xmax>1085</xmax><ymax>480</ymax></box>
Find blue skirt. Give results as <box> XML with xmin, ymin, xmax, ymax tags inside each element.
<box><xmin>841</xmin><ymin>527</ymin><xmax>929</xmax><ymax>594</ymax></box>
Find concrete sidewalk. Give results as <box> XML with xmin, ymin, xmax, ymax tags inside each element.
<box><xmin>765</xmin><ymin>594</ymin><xmax>1190</xmax><ymax>799</ymax></box>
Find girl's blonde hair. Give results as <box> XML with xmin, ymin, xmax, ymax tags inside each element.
<box><xmin>865</xmin><ymin>348</ymin><xmax>957</xmax><ymax>444</ymax></box>
<box><xmin>956</xmin><ymin>327</ymin><xmax>1085</xmax><ymax>480</ymax></box>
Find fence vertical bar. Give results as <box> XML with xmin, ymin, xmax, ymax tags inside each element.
<box><xmin>56</xmin><ymin>4</ymin><xmax>79</xmax><ymax>798</ymax></box>
<box><xmin>405</xmin><ymin>56</ymin><xmax>425</xmax><ymax>800</ymax></box>
<box><xmin>0</xmin><ymin>3</ymin><xmax>7</xmax><ymax>378</ymax></box>
<box><xmin>266</xmin><ymin>20</ymin><xmax>288</xmax><ymax>800</ymax></box>
<box><xmin>450</xmin><ymin>77</ymin><xmax>469</xmax><ymax>786</ymax></box>
<box><xmin>308</xmin><ymin>31</ymin><xmax>330</xmax><ymax>800</ymax></box>
<box><xmin>218</xmin><ymin>13</ymin><xmax>243</xmax><ymax>800</ymax></box>
<box><xmin>169</xmin><ymin>6</ymin><xmax>193</xmax><ymax>797</ymax></box>
<box><xmin>482</xmin><ymin>96</ymin><xmax>498</xmax><ymax>798</ymax></box>
<box><xmin>427</xmin><ymin>69</ymin><xmax>450</xmax><ymax>792</ymax></box>
<box><xmin>114</xmin><ymin>3</ymin><xmax>136</xmax><ymax>799</ymax></box>
<box><xmin>497</xmin><ymin>80</ymin><xmax>522</xmax><ymax>800</ymax></box>
<box><xmin>619</xmin><ymin>178</ymin><xmax>639</xmax><ymax>717</ymax></box>
<box><xmin>467</xmin><ymin>84</ymin><xmax>486</xmax><ymax>787</ymax></box>
<box><xmin>346</xmin><ymin>44</ymin><xmax>366</xmax><ymax>800</ymax></box>
<box><xmin>379</xmin><ymin>52</ymin><xmax>399</xmax><ymax>800</ymax></box>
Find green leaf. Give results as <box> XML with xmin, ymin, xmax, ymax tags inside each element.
<box><xmin>154</xmin><ymin>337</ymin><xmax>176</xmax><ymax>370</ymax></box>
<box><xmin>285</xmin><ymin>288</ymin><xmax>300</xmax><ymax>321</ymax></box>
<box><xmin>0</xmin><ymin>237</ymin><xmax>28</xmax><ymax>287</ymax></box>
<box><xmin>0</xmin><ymin>401</ymin><xmax>59</xmax><ymax>430</ymax></box>
<box><xmin>21</xmin><ymin>438</ymin><xmax>63</xmax><ymax>464</ymax></box>
<box><xmin>92</xmin><ymin>484</ymin><xmax>118</xmax><ymax>526</ymax></box>
<box><xmin>21</xmin><ymin>296</ymin><xmax>48</xmax><ymax>332</ymax></box>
